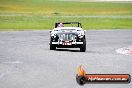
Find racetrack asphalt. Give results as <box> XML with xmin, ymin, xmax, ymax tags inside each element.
<box><xmin>0</xmin><ymin>30</ymin><xmax>132</xmax><ymax>88</ymax></box>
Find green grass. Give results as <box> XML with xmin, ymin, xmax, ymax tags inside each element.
<box><xmin>0</xmin><ymin>0</ymin><xmax>132</xmax><ymax>30</ymax></box>
<box><xmin>0</xmin><ymin>15</ymin><xmax>131</xmax><ymax>30</ymax></box>
<box><xmin>1</xmin><ymin>0</ymin><xmax>132</xmax><ymax>15</ymax></box>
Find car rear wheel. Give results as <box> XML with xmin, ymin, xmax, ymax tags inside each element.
<box><xmin>80</xmin><ymin>39</ymin><xmax>86</xmax><ymax>52</ymax></box>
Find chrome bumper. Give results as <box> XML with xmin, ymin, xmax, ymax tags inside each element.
<box><xmin>51</xmin><ymin>42</ymin><xmax>83</xmax><ymax>45</ymax></box>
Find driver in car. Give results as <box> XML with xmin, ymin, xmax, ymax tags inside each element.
<box><xmin>57</xmin><ymin>23</ymin><xmax>64</xmax><ymax>27</ymax></box>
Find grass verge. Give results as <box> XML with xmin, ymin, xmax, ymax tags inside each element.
<box><xmin>0</xmin><ymin>0</ymin><xmax>132</xmax><ymax>30</ymax></box>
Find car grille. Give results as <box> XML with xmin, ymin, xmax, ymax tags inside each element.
<box><xmin>58</xmin><ymin>33</ymin><xmax>76</xmax><ymax>41</ymax></box>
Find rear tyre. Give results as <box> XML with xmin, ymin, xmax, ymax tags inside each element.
<box><xmin>80</xmin><ymin>39</ymin><xmax>86</xmax><ymax>52</ymax></box>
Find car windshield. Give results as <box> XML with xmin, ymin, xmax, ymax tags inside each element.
<box><xmin>61</xmin><ymin>29</ymin><xmax>76</xmax><ymax>31</ymax></box>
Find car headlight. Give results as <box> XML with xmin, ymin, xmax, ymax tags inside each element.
<box><xmin>51</xmin><ymin>33</ymin><xmax>57</xmax><ymax>38</ymax></box>
<box><xmin>78</xmin><ymin>32</ymin><xmax>84</xmax><ymax>38</ymax></box>
<box><xmin>78</xmin><ymin>34</ymin><xmax>83</xmax><ymax>38</ymax></box>
<box><xmin>51</xmin><ymin>33</ymin><xmax>54</xmax><ymax>37</ymax></box>
<box><xmin>54</xmin><ymin>34</ymin><xmax>57</xmax><ymax>38</ymax></box>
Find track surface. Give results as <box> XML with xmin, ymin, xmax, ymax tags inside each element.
<box><xmin>0</xmin><ymin>30</ymin><xmax>132</xmax><ymax>88</ymax></box>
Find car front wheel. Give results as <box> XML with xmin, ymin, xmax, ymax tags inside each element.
<box><xmin>50</xmin><ymin>39</ymin><xmax>56</xmax><ymax>50</ymax></box>
<box><xmin>80</xmin><ymin>39</ymin><xmax>86</xmax><ymax>52</ymax></box>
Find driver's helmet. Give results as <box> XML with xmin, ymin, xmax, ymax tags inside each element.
<box><xmin>58</xmin><ymin>23</ymin><xmax>64</xmax><ymax>27</ymax></box>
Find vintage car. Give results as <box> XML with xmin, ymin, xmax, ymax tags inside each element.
<box><xmin>49</xmin><ymin>22</ymin><xmax>86</xmax><ymax>52</ymax></box>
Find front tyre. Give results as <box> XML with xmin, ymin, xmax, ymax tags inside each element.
<box><xmin>80</xmin><ymin>39</ymin><xmax>86</xmax><ymax>52</ymax></box>
<box><xmin>50</xmin><ymin>38</ymin><xmax>56</xmax><ymax>50</ymax></box>
<box><xmin>50</xmin><ymin>43</ymin><xmax>56</xmax><ymax>50</ymax></box>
